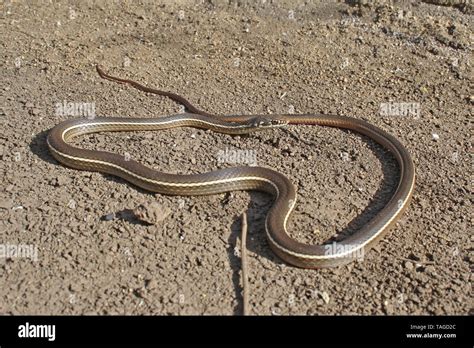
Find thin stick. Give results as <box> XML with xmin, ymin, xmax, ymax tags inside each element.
<box><xmin>241</xmin><ymin>212</ymin><xmax>249</xmax><ymax>316</ymax></box>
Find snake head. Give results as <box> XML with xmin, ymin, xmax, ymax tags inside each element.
<box><xmin>249</xmin><ymin>117</ymin><xmax>288</xmax><ymax>129</ymax></box>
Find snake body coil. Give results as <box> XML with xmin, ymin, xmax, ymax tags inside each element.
<box><xmin>47</xmin><ymin>67</ymin><xmax>415</xmax><ymax>268</ymax></box>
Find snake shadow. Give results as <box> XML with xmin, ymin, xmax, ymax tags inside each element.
<box><xmin>30</xmin><ymin>129</ymin><xmax>58</xmax><ymax>165</ymax></box>
<box><xmin>29</xmin><ymin>128</ymin><xmax>158</xmax><ymax>199</ymax></box>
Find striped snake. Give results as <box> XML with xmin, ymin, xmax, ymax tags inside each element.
<box><xmin>47</xmin><ymin>66</ymin><xmax>415</xmax><ymax>269</ymax></box>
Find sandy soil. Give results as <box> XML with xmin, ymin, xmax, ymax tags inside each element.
<box><xmin>1</xmin><ymin>0</ymin><xmax>472</xmax><ymax>315</ymax></box>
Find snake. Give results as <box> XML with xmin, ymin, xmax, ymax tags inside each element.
<box><xmin>46</xmin><ymin>66</ymin><xmax>415</xmax><ymax>269</ymax></box>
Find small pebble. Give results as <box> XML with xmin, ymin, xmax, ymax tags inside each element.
<box><xmin>145</xmin><ymin>279</ymin><xmax>158</xmax><ymax>290</ymax></box>
<box><xmin>104</xmin><ymin>213</ymin><xmax>115</xmax><ymax>221</ymax></box>
<box><xmin>425</xmin><ymin>265</ymin><xmax>436</xmax><ymax>274</ymax></box>
<box><xmin>133</xmin><ymin>202</ymin><xmax>171</xmax><ymax>225</ymax></box>
<box><xmin>320</xmin><ymin>291</ymin><xmax>330</xmax><ymax>304</ymax></box>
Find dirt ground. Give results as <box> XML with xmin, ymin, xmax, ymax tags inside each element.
<box><xmin>0</xmin><ymin>0</ymin><xmax>472</xmax><ymax>315</ymax></box>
